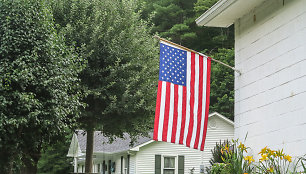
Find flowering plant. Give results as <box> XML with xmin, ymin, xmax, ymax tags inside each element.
<box><xmin>256</xmin><ymin>147</ymin><xmax>292</xmax><ymax>173</ymax></box>
<box><xmin>208</xmin><ymin>138</ymin><xmax>306</xmax><ymax>174</ymax></box>
<box><xmin>219</xmin><ymin>139</ymin><xmax>255</xmax><ymax>174</ymax></box>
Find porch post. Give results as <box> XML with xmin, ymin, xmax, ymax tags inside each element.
<box><xmin>74</xmin><ymin>157</ymin><xmax>78</xmax><ymax>173</ymax></box>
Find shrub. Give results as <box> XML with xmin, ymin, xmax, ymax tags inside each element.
<box><xmin>206</xmin><ymin>140</ymin><xmax>232</xmax><ymax>174</ymax></box>
<box><xmin>219</xmin><ymin>139</ymin><xmax>255</xmax><ymax>174</ymax></box>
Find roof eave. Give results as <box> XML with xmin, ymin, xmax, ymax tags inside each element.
<box><xmin>209</xmin><ymin>112</ymin><xmax>234</xmax><ymax>126</ymax></box>
<box><xmin>195</xmin><ymin>0</ymin><xmax>267</xmax><ymax>28</ymax></box>
<box><xmin>195</xmin><ymin>0</ymin><xmax>237</xmax><ymax>27</ymax></box>
<box><xmin>129</xmin><ymin>140</ymin><xmax>155</xmax><ymax>151</ymax></box>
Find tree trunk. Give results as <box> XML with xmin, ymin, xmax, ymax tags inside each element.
<box><xmin>85</xmin><ymin>128</ymin><xmax>94</xmax><ymax>174</ymax></box>
<box><xmin>20</xmin><ymin>155</ymin><xmax>39</xmax><ymax>174</ymax></box>
<box><xmin>0</xmin><ymin>150</ymin><xmax>14</xmax><ymax>174</ymax></box>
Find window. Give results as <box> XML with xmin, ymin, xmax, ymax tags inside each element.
<box><xmin>155</xmin><ymin>155</ymin><xmax>184</xmax><ymax>174</ymax></box>
<box><xmin>163</xmin><ymin>157</ymin><xmax>175</xmax><ymax>174</ymax></box>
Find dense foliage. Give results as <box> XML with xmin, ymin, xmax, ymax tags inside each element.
<box><xmin>51</xmin><ymin>0</ymin><xmax>159</xmax><ymax>172</ymax></box>
<box><xmin>37</xmin><ymin>132</ymin><xmax>73</xmax><ymax>174</ymax></box>
<box><xmin>51</xmin><ymin>0</ymin><xmax>159</xmax><ymax>138</ymax></box>
<box><xmin>0</xmin><ymin>0</ymin><xmax>84</xmax><ymax>173</ymax></box>
<box><xmin>209</xmin><ymin>49</ymin><xmax>234</xmax><ymax>119</ymax></box>
<box><xmin>142</xmin><ymin>0</ymin><xmax>234</xmax><ymax>51</ymax></box>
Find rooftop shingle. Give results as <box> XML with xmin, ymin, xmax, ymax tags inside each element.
<box><xmin>76</xmin><ymin>130</ymin><xmax>153</xmax><ymax>153</ymax></box>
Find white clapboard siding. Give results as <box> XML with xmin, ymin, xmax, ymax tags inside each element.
<box><xmin>128</xmin><ymin>155</ymin><xmax>135</xmax><ymax>174</ymax></box>
<box><xmin>114</xmin><ymin>154</ymin><xmax>122</xmax><ymax>174</ymax></box>
<box><xmin>234</xmin><ymin>0</ymin><xmax>306</xmax><ymax>157</ymax></box>
<box><xmin>133</xmin><ymin>115</ymin><xmax>234</xmax><ymax>174</ymax></box>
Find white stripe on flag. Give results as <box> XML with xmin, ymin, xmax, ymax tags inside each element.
<box><xmin>167</xmin><ymin>83</ymin><xmax>175</xmax><ymax>142</ymax></box>
<box><xmin>158</xmin><ymin>81</ymin><xmax>167</xmax><ymax>141</ymax></box>
<box><xmin>198</xmin><ymin>56</ymin><xmax>207</xmax><ymax>149</ymax></box>
<box><xmin>175</xmin><ymin>85</ymin><xmax>183</xmax><ymax>144</ymax></box>
<box><xmin>190</xmin><ymin>54</ymin><xmax>200</xmax><ymax>148</ymax></box>
<box><xmin>183</xmin><ymin>51</ymin><xmax>191</xmax><ymax>145</ymax></box>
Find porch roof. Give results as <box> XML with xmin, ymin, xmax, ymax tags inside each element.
<box><xmin>76</xmin><ymin>130</ymin><xmax>153</xmax><ymax>153</ymax></box>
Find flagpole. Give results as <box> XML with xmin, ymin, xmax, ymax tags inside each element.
<box><xmin>154</xmin><ymin>35</ymin><xmax>241</xmax><ymax>75</ymax></box>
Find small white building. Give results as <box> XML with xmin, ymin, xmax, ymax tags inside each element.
<box><xmin>196</xmin><ymin>0</ymin><xmax>306</xmax><ymax>157</ymax></box>
<box><xmin>68</xmin><ymin>112</ymin><xmax>234</xmax><ymax>174</ymax></box>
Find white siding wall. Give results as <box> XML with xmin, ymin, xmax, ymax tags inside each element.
<box><xmin>234</xmin><ymin>0</ymin><xmax>306</xmax><ymax>157</ymax></box>
<box><xmin>130</xmin><ymin>154</ymin><xmax>136</xmax><ymax>174</ymax></box>
<box><xmin>135</xmin><ymin>116</ymin><xmax>234</xmax><ymax>174</ymax></box>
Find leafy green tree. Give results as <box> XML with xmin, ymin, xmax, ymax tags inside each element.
<box><xmin>194</xmin><ymin>0</ymin><xmax>218</xmax><ymax>17</ymax></box>
<box><xmin>208</xmin><ymin>49</ymin><xmax>234</xmax><ymax>120</ymax></box>
<box><xmin>141</xmin><ymin>0</ymin><xmax>234</xmax><ymax>51</ymax></box>
<box><xmin>0</xmin><ymin>0</ymin><xmax>85</xmax><ymax>173</ymax></box>
<box><xmin>142</xmin><ymin>0</ymin><xmax>197</xmax><ymax>44</ymax></box>
<box><xmin>37</xmin><ymin>132</ymin><xmax>73</xmax><ymax>174</ymax></box>
<box><xmin>51</xmin><ymin>0</ymin><xmax>159</xmax><ymax>172</ymax></box>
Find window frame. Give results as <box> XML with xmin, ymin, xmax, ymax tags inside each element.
<box><xmin>162</xmin><ymin>155</ymin><xmax>177</xmax><ymax>174</ymax></box>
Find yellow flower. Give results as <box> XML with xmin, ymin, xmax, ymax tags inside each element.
<box><xmin>244</xmin><ymin>156</ymin><xmax>255</xmax><ymax>164</ymax></box>
<box><xmin>259</xmin><ymin>154</ymin><xmax>268</xmax><ymax>162</ymax></box>
<box><xmin>267</xmin><ymin>167</ymin><xmax>274</xmax><ymax>173</ymax></box>
<box><xmin>238</xmin><ymin>142</ymin><xmax>248</xmax><ymax>152</ymax></box>
<box><xmin>271</xmin><ymin>151</ymin><xmax>277</xmax><ymax>157</ymax></box>
<box><xmin>259</xmin><ymin>146</ymin><xmax>268</xmax><ymax>155</ymax></box>
<box><xmin>224</xmin><ymin>144</ymin><xmax>230</xmax><ymax>152</ymax></box>
<box><xmin>284</xmin><ymin>155</ymin><xmax>292</xmax><ymax>162</ymax></box>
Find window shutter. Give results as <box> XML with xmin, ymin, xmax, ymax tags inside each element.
<box><xmin>121</xmin><ymin>156</ymin><xmax>123</xmax><ymax>174</ymax></box>
<box><xmin>178</xmin><ymin>156</ymin><xmax>184</xmax><ymax>174</ymax></box>
<box><xmin>127</xmin><ymin>155</ymin><xmax>130</xmax><ymax>174</ymax></box>
<box><xmin>108</xmin><ymin>160</ymin><xmax>111</xmax><ymax>174</ymax></box>
<box><xmin>102</xmin><ymin>161</ymin><xmax>106</xmax><ymax>174</ymax></box>
<box><xmin>155</xmin><ymin>155</ymin><xmax>161</xmax><ymax>174</ymax></box>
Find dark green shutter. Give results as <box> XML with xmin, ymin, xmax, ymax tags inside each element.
<box><xmin>178</xmin><ymin>156</ymin><xmax>184</xmax><ymax>174</ymax></box>
<box><xmin>127</xmin><ymin>155</ymin><xmax>130</xmax><ymax>174</ymax></box>
<box><xmin>155</xmin><ymin>155</ymin><xmax>161</xmax><ymax>174</ymax></box>
<box><xmin>102</xmin><ymin>161</ymin><xmax>106</xmax><ymax>174</ymax></box>
<box><xmin>121</xmin><ymin>156</ymin><xmax>123</xmax><ymax>174</ymax></box>
<box><xmin>108</xmin><ymin>160</ymin><xmax>111</xmax><ymax>174</ymax></box>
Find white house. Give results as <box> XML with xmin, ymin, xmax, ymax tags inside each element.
<box><xmin>68</xmin><ymin>112</ymin><xmax>234</xmax><ymax>174</ymax></box>
<box><xmin>196</xmin><ymin>0</ymin><xmax>306</xmax><ymax>157</ymax></box>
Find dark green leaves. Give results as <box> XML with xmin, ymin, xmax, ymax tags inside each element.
<box><xmin>0</xmin><ymin>0</ymin><xmax>85</xmax><ymax>172</ymax></box>
<box><xmin>51</xmin><ymin>0</ymin><xmax>159</xmax><ymax>137</ymax></box>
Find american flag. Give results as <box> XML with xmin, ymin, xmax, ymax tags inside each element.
<box><xmin>153</xmin><ymin>41</ymin><xmax>211</xmax><ymax>151</ymax></box>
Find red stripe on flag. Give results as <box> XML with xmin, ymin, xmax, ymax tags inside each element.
<box><xmin>179</xmin><ymin>87</ymin><xmax>187</xmax><ymax>144</ymax></box>
<box><xmin>171</xmin><ymin>85</ymin><xmax>179</xmax><ymax>143</ymax></box>
<box><xmin>194</xmin><ymin>55</ymin><xmax>204</xmax><ymax>149</ymax></box>
<box><xmin>201</xmin><ymin>59</ymin><xmax>211</xmax><ymax>151</ymax></box>
<box><xmin>186</xmin><ymin>52</ymin><xmax>195</xmax><ymax>147</ymax></box>
<box><xmin>153</xmin><ymin>81</ymin><xmax>163</xmax><ymax>140</ymax></box>
<box><xmin>162</xmin><ymin>82</ymin><xmax>171</xmax><ymax>141</ymax></box>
